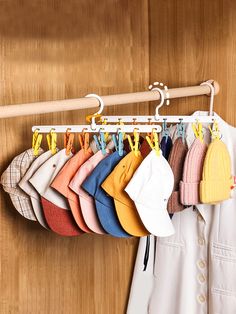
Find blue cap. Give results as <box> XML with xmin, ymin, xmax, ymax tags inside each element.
<box><xmin>82</xmin><ymin>151</ymin><xmax>130</xmax><ymax>237</ymax></box>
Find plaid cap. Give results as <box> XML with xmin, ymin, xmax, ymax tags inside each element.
<box><xmin>19</xmin><ymin>150</ymin><xmax>55</xmax><ymax>229</ymax></box>
<box><xmin>1</xmin><ymin>148</ymin><xmax>44</xmax><ymax>220</ymax></box>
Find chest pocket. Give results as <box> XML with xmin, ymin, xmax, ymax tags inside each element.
<box><xmin>154</xmin><ymin>211</ymin><xmax>185</xmax><ymax>278</ymax></box>
<box><xmin>210</xmin><ymin>242</ymin><xmax>236</xmax><ymax>314</ymax></box>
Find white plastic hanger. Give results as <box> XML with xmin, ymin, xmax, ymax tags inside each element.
<box><xmin>32</xmin><ymin>80</ymin><xmax>217</xmax><ymax>134</ymax></box>
<box><xmin>85</xmin><ymin>93</ymin><xmax>104</xmax><ymax>130</ymax></box>
<box><xmin>32</xmin><ymin>93</ymin><xmax>162</xmax><ymax>133</ymax></box>
<box><xmin>102</xmin><ymin>80</ymin><xmax>217</xmax><ymax>124</ymax></box>
<box><xmin>200</xmin><ymin>80</ymin><xmax>215</xmax><ymax>116</ymax></box>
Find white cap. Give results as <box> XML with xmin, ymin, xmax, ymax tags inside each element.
<box><xmin>29</xmin><ymin>149</ymin><xmax>72</xmax><ymax>209</ymax></box>
<box><xmin>125</xmin><ymin>150</ymin><xmax>175</xmax><ymax>237</ymax></box>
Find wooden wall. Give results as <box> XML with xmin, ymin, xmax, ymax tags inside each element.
<box><xmin>1</xmin><ymin>0</ymin><xmax>236</xmax><ymax>313</ymax></box>
<box><xmin>0</xmin><ymin>1</ymin><xmax>149</xmax><ymax>313</ymax></box>
<box><xmin>149</xmin><ymin>0</ymin><xmax>236</xmax><ymax>125</ymax></box>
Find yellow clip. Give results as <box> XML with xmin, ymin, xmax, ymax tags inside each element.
<box><xmin>46</xmin><ymin>129</ymin><xmax>57</xmax><ymax>155</ymax></box>
<box><xmin>32</xmin><ymin>130</ymin><xmax>39</xmax><ymax>150</ymax></box>
<box><xmin>134</xmin><ymin>129</ymin><xmax>139</xmax><ymax>154</ymax></box>
<box><xmin>146</xmin><ymin>129</ymin><xmax>160</xmax><ymax>156</ymax></box>
<box><xmin>32</xmin><ymin>130</ymin><xmax>42</xmax><ymax>156</ymax></box>
<box><xmin>209</xmin><ymin>120</ymin><xmax>221</xmax><ymax>140</ymax></box>
<box><xmin>127</xmin><ymin>129</ymin><xmax>140</xmax><ymax>157</ymax></box>
<box><xmin>86</xmin><ymin>113</ymin><xmax>102</xmax><ymax>124</ymax></box>
<box><xmin>192</xmin><ymin>121</ymin><xmax>204</xmax><ymax>142</ymax></box>
<box><xmin>146</xmin><ymin>119</ymin><xmax>154</xmax><ymax>142</ymax></box>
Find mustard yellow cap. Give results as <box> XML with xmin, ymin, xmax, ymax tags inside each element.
<box><xmin>102</xmin><ymin>151</ymin><xmax>149</xmax><ymax>236</ymax></box>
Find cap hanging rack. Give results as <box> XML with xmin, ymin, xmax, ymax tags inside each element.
<box><xmin>103</xmin><ymin>80</ymin><xmax>218</xmax><ymax>124</ymax></box>
<box><xmin>32</xmin><ymin>80</ymin><xmax>219</xmax><ymax>134</ymax></box>
<box><xmin>32</xmin><ymin>93</ymin><xmax>163</xmax><ymax>133</ymax></box>
<box><xmin>32</xmin><ymin>124</ymin><xmax>162</xmax><ymax>133</ymax></box>
<box><xmin>0</xmin><ymin>79</ymin><xmax>219</xmax><ymax>119</ymax></box>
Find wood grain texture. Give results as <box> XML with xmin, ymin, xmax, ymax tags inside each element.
<box><xmin>149</xmin><ymin>0</ymin><xmax>236</xmax><ymax>126</ymax></box>
<box><xmin>1</xmin><ymin>0</ymin><xmax>236</xmax><ymax>313</ymax></box>
<box><xmin>0</xmin><ymin>1</ymin><xmax>149</xmax><ymax>313</ymax></box>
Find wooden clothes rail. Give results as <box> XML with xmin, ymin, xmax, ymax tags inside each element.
<box><xmin>0</xmin><ymin>80</ymin><xmax>220</xmax><ymax>119</ymax></box>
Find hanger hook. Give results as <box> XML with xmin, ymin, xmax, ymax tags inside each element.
<box><xmin>149</xmin><ymin>81</ymin><xmax>169</xmax><ymax>119</ymax></box>
<box><xmin>200</xmin><ymin>81</ymin><xmax>215</xmax><ymax>116</ymax></box>
<box><xmin>85</xmin><ymin>93</ymin><xmax>104</xmax><ymax>115</ymax></box>
<box><xmin>85</xmin><ymin>93</ymin><xmax>104</xmax><ymax>129</ymax></box>
<box><xmin>150</xmin><ymin>87</ymin><xmax>165</xmax><ymax>117</ymax></box>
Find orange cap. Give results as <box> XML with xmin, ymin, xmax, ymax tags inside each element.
<box><xmin>101</xmin><ymin>151</ymin><xmax>149</xmax><ymax>236</ymax></box>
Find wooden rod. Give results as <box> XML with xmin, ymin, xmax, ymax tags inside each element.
<box><xmin>0</xmin><ymin>80</ymin><xmax>220</xmax><ymax>119</ymax></box>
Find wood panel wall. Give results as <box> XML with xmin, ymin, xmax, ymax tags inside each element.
<box><xmin>1</xmin><ymin>1</ymin><xmax>236</xmax><ymax>313</ymax></box>
<box><xmin>0</xmin><ymin>1</ymin><xmax>149</xmax><ymax>313</ymax></box>
<box><xmin>149</xmin><ymin>0</ymin><xmax>236</xmax><ymax>125</ymax></box>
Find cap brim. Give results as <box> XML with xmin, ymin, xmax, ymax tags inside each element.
<box><xmin>95</xmin><ymin>199</ymin><xmax>130</xmax><ymax>238</ymax></box>
<box><xmin>41</xmin><ymin>197</ymin><xmax>83</xmax><ymax>236</ymax></box>
<box><xmin>9</xmin><ymin>193</ymin><xmax>37</xmax><ymax>221</ymax></box>
<box><xmin>114</xmin><ymin>200</ymin><xmax>149</xmax><ymax>237</ymax></box>
<box><xmin>68</xmin><ymin>198</ymin><xmax>92</xmax><ymax>233</ymax></box>
<box><xmin>79</xmin><ymin>196</ymin><xmax>105</xmax><ymax>234</ymax></box>
<box><xmin>30</xmin><ymin>197</ymin><xmax>50</xmax><ymax>230</ymax></box>
<box><xmin>134</xmin><ymin>202</ymin><xmax>175</xmax><ymax>237</ymax></box>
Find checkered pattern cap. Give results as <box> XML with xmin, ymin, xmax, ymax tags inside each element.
<box><xmin>1</xmin><ymin>148</ymin><xmax>44</xmax><ymax>220</ymax></box>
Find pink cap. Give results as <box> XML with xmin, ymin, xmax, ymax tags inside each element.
<box><xmin>69</xmin><ymin>150</ymin><xmax>111</xmax><ymax>234</ymax></box>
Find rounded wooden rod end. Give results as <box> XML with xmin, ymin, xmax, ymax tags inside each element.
<box><xmin>206</xmin><ymin>79</ymin><xmax>220</xmax><ymax>95</ymax></box>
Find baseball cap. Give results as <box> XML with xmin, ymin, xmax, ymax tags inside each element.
<box><xmin>139</xmin><ymin>139</ymin><xmax>152</xmax><ymax>158</ymax></box>
<box><xmin>90</xmin><ymin>137</ymin><xmax>115</xmax><ymax>154</ymax></box>
<box><xmin>160</xmin><ymin>136</ymin><xmax>173</xmax><ymax>160</ymax></box>
<box><xmin>19</xmin><ymin>150</ymin><xmax>55</xmax><ymax>229</ymax></box>
<box><xmin>51</xmin><ymin>148</ymin><xmax>93</xmax><ymax>233</ymax></box>
<box><xmin>102</xmin><ymin>151</ymin><xmax>149</xmax><ymax>236</ymax></box>
<box><xmin>1</xmin><ymin>148</ymin><xmax>44</xmax><ymax>220</ymax></box>
<box><xmin>29</xmin><ymin>149</ymin><xmax>83</xmax><ymax>236</ymax></box>
<box><xmin>40</xmin><ymin>197</ymin><xmax>81</xmax><ymax>236</ymax></box>
<box><xmin>69</xmin><ymin>150</ymin><xmax>111</xmax><ymax>234</ymax></box>
<box><xmin>125</xmin><ymin>150</ymin><xmax>175</xmax><ymax>237</ymax></box>
<box><xmin>82</xmin><ymin>151</ymin><xmax>130</xmax><ymax>237</ymax></box>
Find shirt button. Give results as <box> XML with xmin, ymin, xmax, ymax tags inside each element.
<box><xmin>197</xmin><ymin>260</ymin><xmax>206</xmax><ymax>269</ymax></box>
<box><xmin>197</xmin><ymin>294</ymin><xmax>206</xmax><ymax>303</ymax></box>
<box><xmin>198</xmin><ymin>274</ymin><xmax>206</xmax><ymax>283</ymax></box>
<box><xmin>198</xmin><ymin>237</ymin><xmax>205</xmax><ymax>246</ymax></box>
